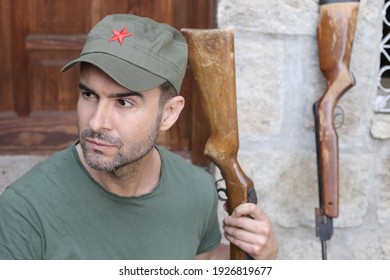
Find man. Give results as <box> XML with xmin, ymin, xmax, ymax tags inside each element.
<box><xmin>0</xmin><ymin>14</ymin><xmax>278</xmax><ymax>260</ymax></box>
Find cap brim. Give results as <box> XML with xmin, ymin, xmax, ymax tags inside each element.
<box><xmin>61</xmin><ymin>53</ymin><xmax>166</xmax><ymax>92</ymax></box>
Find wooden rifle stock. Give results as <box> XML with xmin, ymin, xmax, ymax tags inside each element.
<box><xmin>314</xmin><ymin>0</ymin><xmax>359</xmax><ymax>259</ymax></box>
<box><xmin>181</xmin><ymin>28</ymin><xmax>257</xmax><ymax>260</ymax></box>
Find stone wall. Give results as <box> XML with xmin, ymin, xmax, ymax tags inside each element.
<box><xmin>215</xmin><ymin>0</ymin><xmax>388</xmax><ymax>259</ymax></box>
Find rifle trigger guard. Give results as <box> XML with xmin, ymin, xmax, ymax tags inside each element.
<box><xmin>333</xmin><ymin>105</ymin><xmax>345</xmax><ymax>129</ymax></box>
<box><xmin>215</xmin><ymin>179</ymin><xmax>228</xmax><ymax>202</ymax></box>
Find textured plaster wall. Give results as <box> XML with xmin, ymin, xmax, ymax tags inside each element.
<box><xmin>216</xmin><ymin>0</ymin><xmax>388</xmax><ymax>259</ymax></box>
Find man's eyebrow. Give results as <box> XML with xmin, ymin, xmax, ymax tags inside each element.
<box><xmin>111</xmin><ymin>91</ymin><xmax>144</xmax><ymax>99</ymax></box>
<box><xmin>79</xmin><ymin>83</ymin><xmax>96</xmax><ymax>95</ymax></box>
<box><xmin>78</xmin><ymin>83</ymin><xmax>144</xmax><ymax>99</ymax></box>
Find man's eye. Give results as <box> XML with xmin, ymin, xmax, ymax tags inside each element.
<box><xmin>117</xmin><ymin>99</ymin><xmax>132</xmax><ymax>108</ymax></box>
<box><xmin>81</xmin><ymin>91</ymin><xmax>95</xmax><ymax>98</ymax></box>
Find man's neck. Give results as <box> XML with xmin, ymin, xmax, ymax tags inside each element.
<box><xmin>76</xmin><ymin>144</ymin><xmax>162</xmax><ymax>197</ymax></box>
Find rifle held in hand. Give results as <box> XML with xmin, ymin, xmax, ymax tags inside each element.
<box><xmin>181</xmin><ymin>28</ymin><xmax>257</xmax><ymax>260</ymax></box>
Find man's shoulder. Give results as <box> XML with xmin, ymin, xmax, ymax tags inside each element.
<box><xmin>157</xmin><ymin>145</ymin><xmax>213</xmax><ymax>181</ymax></box>
<box><xmin>157</xmin><ymin>146</ymin><xmax>217</xmax><ymax>201</ymax></box>
<box><xmin>3</xmin><ymin>145</ymin><xmax>77</xmax><ymax>195</ymax></box>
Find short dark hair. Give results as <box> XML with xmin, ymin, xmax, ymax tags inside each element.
<box><xmin>159</xmin><ymin>80</ymin><xmax>178</xmax><ymax>108</ymax></box>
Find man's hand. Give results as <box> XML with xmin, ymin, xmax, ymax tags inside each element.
<box><xmin>223</xmin><ymin>203</ymin><xmax>279</xmax><ymax>260</ymax></box>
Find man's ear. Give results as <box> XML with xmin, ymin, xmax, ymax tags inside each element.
<box><xmin>159</xmin><ymin>96</ymin><xmax>185</xmax><ymax>131</ymax></box>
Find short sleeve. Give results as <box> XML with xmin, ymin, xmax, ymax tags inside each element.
<box><xmin>196</xmin><ymin>179</ymin><xmax>222</xmax><ymax>255</ymax></box>
<box><xmin>0</xmin><ymin>188</ymin><xmax>43</xmax><ymax>260</ymax></box>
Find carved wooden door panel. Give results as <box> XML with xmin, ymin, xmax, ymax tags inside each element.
<box><xmin>0</xmin><ymin>0</ymin><xmax>214</xmax><ymax>164</ymax></box>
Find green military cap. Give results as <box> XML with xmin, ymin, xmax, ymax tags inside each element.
<box><xmin>62</xmin><ymin>14</ymin><xmax>188</xmax><ymax>93</ymax></box>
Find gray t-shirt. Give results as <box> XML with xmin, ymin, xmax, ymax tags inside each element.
<box><xmin>0</xmin><ymin>144</ymin><xmax>221</xmax><ymax>259</ymax></box>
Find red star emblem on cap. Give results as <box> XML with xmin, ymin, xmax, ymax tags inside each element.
<box><xmin>109</xmin><ymin>26</ymin><xmax>132</xmax><ymax>45</ymax></box>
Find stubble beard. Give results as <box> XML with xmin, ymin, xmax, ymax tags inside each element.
<box><xmin>79</xmin><ymin>113</ymin><xmax>162</xmax><ymax>174</ymax></box>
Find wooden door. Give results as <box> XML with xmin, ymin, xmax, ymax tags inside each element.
<box><xmin>0</xmin><ymin>0</ymin><xmax>214</xmax><ymax>165</ymax></box>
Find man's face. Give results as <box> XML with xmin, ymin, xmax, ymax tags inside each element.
<box><xmin>77</xmin><ymin>64</ymin><xmax>163</xmax><ymax>172</ymax></box>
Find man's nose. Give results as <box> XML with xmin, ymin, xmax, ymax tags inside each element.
<box><xmin>88</xmin><ymin>101</ymin><xmax>113</xmax><ymax>132</ymax></box>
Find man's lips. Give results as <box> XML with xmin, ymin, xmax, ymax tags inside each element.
<box><xmin>85</xmin><ymin>138</ymin><xmax>117</xmax><ymax>149</ymax></box>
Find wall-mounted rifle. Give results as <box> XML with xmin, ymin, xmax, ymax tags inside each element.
<box><xmin>313</xmin><ymin>0</ymin><xmax>359</xmax><ymax>260</ymax></box>
<box><xmin>181</xmin><ymin>28</ymin><xmax>258</xmax><ymax>260</ymax></box>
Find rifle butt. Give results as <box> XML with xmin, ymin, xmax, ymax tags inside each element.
<box><xmin>315</xmin><ymin>0</ymin><xmax>359</xmax><ymax>218</ymax></box>
<box><xmin>314</xmin><ymin>1</ymin><xmax>360</xmax><ymax>259</ymax></box>
<box><xmin>318</xmin><ymin>1</ymin><xmax>359</xmax><ymax>84</ymax></box>
<box><xmin>182</xmin><ymin>28</ymin><xmax>257</xmax><ymax>260</ymax></box>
